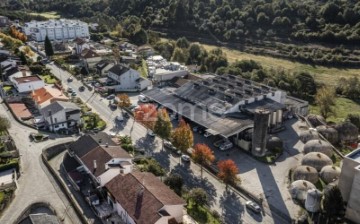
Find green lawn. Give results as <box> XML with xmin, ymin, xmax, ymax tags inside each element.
<box><xmin>310</xmin><ymin>97</ymin><xmax>360</xmax><ymax>123</ymax></box>
<box><xmin>29</xmin><ymin>11</ymin><xmax>60</xmax><ymax>19</ymax></box>
<box><xmin>186</xmin><ymin>200</ymin><xmax>221</xmax><ymax>224</ymax></box>
<box><xmin>3</xmin><ymin>86</ymin><xmax>12</xmax><ymax>92</ymax></box>
<box><xmin>40</xmin><ymin>74</ymin><xmax>57</xmax><ymax>84</ymax></box>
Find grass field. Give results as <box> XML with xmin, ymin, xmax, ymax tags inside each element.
<box><xmin>310</xmin><ymin>97</ymin><xmax>360</xmax><ymax>123</ymax></box>
<box><xmin>201</xmin><ymin>44</ymin><xmax>360</xmax><ymax>86</ymax></box>
<box><xmin>29</xmin><ymin>11</ymin><xmax>59</xmax><ymax>19</ymax></box>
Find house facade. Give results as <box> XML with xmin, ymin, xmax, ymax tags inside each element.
<box><xmin>0</xmin><ymin>16</ymin><xmax>9</xmax><ymax>27</ymax></box>
<box><xmin>105</xmin><ymin>172</ymin><xmax>185</xmax><ymax>224</ymax></box>
<box><xmin>10</xmin><ymin>75</ymin><xmax>45</xmax><ymax>93</ymax></box>
<box><xmin>40</xmin><ymin>101</ymin><xmax>80</xmax><ymax>131</ymax></box>
<box><xmin>95</xmin><ymin>60</ymin><xmax>115</xmax><ymax>76</ymax></box>
<box><xmin>107</xmin><ymin>64</ymin><xmax>151</xmax><ymax>92</ymax></box>
<box><xmin>23</xmin><ymin>19</ymin><xmax>89</xmax><ymax>42</ymax></box>
<box><xmin>68</xmin><ymin>133</ymin><xmax>134</xmax><ymax>187</ymax></box>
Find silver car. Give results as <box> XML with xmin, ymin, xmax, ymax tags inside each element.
<box><xmin>245</xmin><ymin>200</ymin><xmax>261</xmax><ymax>213</ymax></box>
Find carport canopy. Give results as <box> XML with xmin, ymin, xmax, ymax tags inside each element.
<box><xmin>205</xmin><ymin>128</ymin><xmax>220</xmax><ymax>136</ymax></box>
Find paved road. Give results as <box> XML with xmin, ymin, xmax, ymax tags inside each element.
<box><xmin>47</xmin><ymin>64</ymin><xmax>287</xmax><ymax>224</ymax></box>
<box><xmin>0</xmin><ymin>102</ymin><xmax>82</xmax><ymax>224</ymax></box>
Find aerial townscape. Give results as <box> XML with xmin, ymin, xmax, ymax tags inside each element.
<box><xmin>1</xmin><ymin>1</ymin><xmax>360</xmax><ymax>224</ymax></box>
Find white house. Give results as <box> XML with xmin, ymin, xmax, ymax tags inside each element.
<box><xmin>105</xmin><ymin>172</ymin><xmax>185</xmax><ymax>224</ymax></box>
<box><xmin>107</xmin><ymin>64</ymin><xmax>151</xmax><ymax>92</ymax></box>
<box><xmin>95</xmin><ymin>60</ymin><xmax>115</xmax><ymax>76</ymax></box>
<box><xmin>10</xmin><ymin>74</ymin><xmax>45</xmax><ymax>93</ymax></box>
<box><xmin>73</xmin><ymin>37</ymin><xmax>90</xmax><ymax>55</ymax></box>
<box><xmin>23</xmin><ymin>19</ymin><xmax>89</xmax><ymax>42</ymax></box>
<box><xmin>40</xmin><ymin>101</ymin><xmax>80</xmax><ymax>131</ymax></box>
<box><xmin>68</xmin><ymin>133</ymin><xmax>134</xmax><ymax>187</ymax></box>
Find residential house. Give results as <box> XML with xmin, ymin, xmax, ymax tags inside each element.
<box><xmin>10</xmin><ymin>73</ymin><xmax>45</xmax><ymax>93</ymax></box>
<box><xmin>74</xmin><ymin>37</ymin><xmax>90</xmax><ymax>55</ymax></box>
<box><xmin>0</xmin><ymin>16</ymin><xmax>9</xmax><ymax>27</ymax></box>
<box><xmin>95</xmin><ymin>60</ymin><xmax>115</xmax><ymax>76</ymax></box>
<box><xmin>105</xmin><ymin>171</ymin><xmax>186</xmax><ymax>224</ymax></box>
<box><xmin>40</xmin><ymin>101</ymin><xmax>80</xmax><ymax>131</ymax></box>
<box><xmin>81</xmin><ymin>48</ymin><xmax>101</xmax><ymax>65</ymax></box>
<box><xmin>31</xmin><ymin>85</ymin><xmax>69</xmax><ymax>108</ymax></box>
<box><xmin>137</xmin><ymin>45</ymin><xmax>155</xmax><ymax>57</ymax></box>
<box><xmin>68</xmin><ymin>132</ymin><xmax>133</xmax><ymax>187</ymax></box>
<box><xmin>107</xmin><ymin>64</ymin><xmax>151</xmax><ymax>92</ymax></box>
<box><xmin>119</xmin><ymin>42</ymin><xmax>138</xmax><ymax>52</ymax></box>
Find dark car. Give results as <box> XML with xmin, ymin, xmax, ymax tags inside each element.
<box><xmin>122</xmin><ymin>112</ymin><xmax>130</xmax><ymax>118</ymax></box>
<box><xmin>79</xmin><ymin>86</ymin><xmax>85</xmax><ymax>91</ymax></box>
<box><xmin>245</xmin><ymin>201</ymin><xmax>261</xmax><ymax>213</ymax></box>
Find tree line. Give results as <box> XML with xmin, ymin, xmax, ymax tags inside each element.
<box><xmin>11</xmin><ymin>0</ymin><xmax>360</xmax><ymax>46</ymax></box>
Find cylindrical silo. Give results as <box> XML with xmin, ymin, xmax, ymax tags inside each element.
<box><xmin>252</xmin><ymin>109</ymin><xmax>270</xmax><ymax>157</ymax></box>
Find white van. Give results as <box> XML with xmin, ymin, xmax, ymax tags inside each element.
<box><xmin>138</xmin><ymin>94</ymin><xmax>149</xmax><ymax>103</ymax></box>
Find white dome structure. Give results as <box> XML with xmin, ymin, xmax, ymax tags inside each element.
<box><xmin>320</xmin><ymin>165</ymin><xmax>341</xmax><ymax>184</ymax></box>
<box><xmin>301</xmin><ymin>152</ymin><xmax>333</xmax><ymax>172</ymax></box>
<box><xmin>305</xmin><ymin>189</ymin><xmax>323</xmax><ymax>213</ymax></box>
<box><xmin>299</xmin><ymin>130</ymin><xmax>320</xmax><ymax>143</ymax></box>
<box><xmin>303</xmin><ymin>139</ymin><xmax>333</xmax><ymax>158</ymax></box>
<box><xmin>289</xmin><ymin>180</ymin><xmax>316</xmax><ymax>202</ymax></box>
<box><xmin>292</xmin><ymin>166</ymin><xmax>319</xmax><ymax>184</ymax></box>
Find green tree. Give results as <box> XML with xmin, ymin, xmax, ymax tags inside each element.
<box><xmin>176</xmin><ymin>37</ymin><xmax>190</xmax><ymax>49</ymax></box>
<box><xmin>315</xmin><ymin>86</ymin><xmax>336</xmax><ymax>119</ymax></box>
<box><xmin>19</xmin><ymin>52</ymin><xmax>27</xmax><ymax>65</ymax></box>
<box><xmin>154</xmin><ymin>108</ymin><xmax>172</xmax><ymax>149</ymax></box>
<box><xmin>189</xmin><ymin>43</ymin><xmax>201</xmax><ymax>64</ymax></box>
<box><xmin>188</xmin><ymin>188</ymin><xmax>208</xmax><ymax>207</ymax></box>
<box><xmin>0</xmin><ymin>116</ymin><xmax>10</xmax><ymax>132</ymax></box>
<box><xmin>322</xmin><ymin>186</ymin><xmax>345</xmax><ymax>222</ymax></box>
<box><xmin>131</xmin><ymin>28</ymin><xmax>148</xmax><ymax>45</ymax></box>
<box><xmin>44</xmin><ymin>35</ymin><xmax>54</xmax><ymax>58</ymax></box>
<box><xmin>164</xmin><ymin>173</ymin><xmax>183</xmax><ymax>196</ymax></box>
<box><xmin>171</xmin><ymin>47</ymin><xmax>188</xmax><ymax>64</ymax></box>
<box><xmin>171</xmin><ymin>119</ymin><xmax>193</xmax><ymax>153</ymax></box>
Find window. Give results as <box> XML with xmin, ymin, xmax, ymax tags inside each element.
<box><xmin>54</xmin><ymin>118</ymin><xmax>58</xmax><ymax>123</ymax></box>
<box><xmin>54</xmin><ymin>125</ymin><xmax>59</xmax><ymax>128</ymax></box>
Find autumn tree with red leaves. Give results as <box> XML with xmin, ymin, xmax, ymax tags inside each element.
<box><xmin>192</xmin><ymin>143</ymin><xmax>215</xmax><ymax>179</ymax></box>
<box><xmin>9</xmin><ymin>26</ymin><xmax>27</xmax><ymax>42</ymax></box>
<box><xmin>117</xmin><ymin>93</ymin><xmax>131</xmax><ymax>108</ymax></box>
<box><xmin>217</xmin><ymin>159</ymin><xmax>240</xmax><ymax>189</ymax></box>
<box><xmin>134</xmin><ymin>104</ymin><xmax>158</xmax><ymax>130</ymax></box>
<box><xmin>171</xmin><ymin>119</ymin><xmax>193</xmax><ymax>153</ymax></box>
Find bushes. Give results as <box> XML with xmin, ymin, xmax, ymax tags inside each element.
<box><xmin>0</xmin><ymin>159</ymin><xmax>19</xmax><ymax>172</ymax></box>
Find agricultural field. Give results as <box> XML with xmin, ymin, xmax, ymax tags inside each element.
<box><xmin>201</xmin><ymin>43</ymin><xmax>360</xmax><ymax>86</ymax></box>
<box><xmin>29</xmin><ymin>11</ymin><xmax>60</xmax><ymax>19</ymax></box>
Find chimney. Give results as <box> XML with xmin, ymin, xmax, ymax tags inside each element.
<box><xmin>93</xmin><ymin>160</ymin><xmax>97</xmax><ymax>173</ymax></box>
<box><xmin>105</xmin><ymin>142</ymin><xmax>108</xmax><ymax>148</ymax></box>
<box><xmin>98</xmin><ymin>138</ymin><xmax>102</xmax><ymax>143</ymax></box>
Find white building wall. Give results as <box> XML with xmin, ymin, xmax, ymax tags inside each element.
<box><xmin>161</xmin><ymin>205</ymin><xmax>184</xmax><ymax>223</ymax></box>
<box><xmin>99</xmin><ymin>169</ymin><xmax>121</xmax><ymax>187</ymax></box>
<box><xmin>108</xmin><ymin>69</ymin><xmax>141</xmax><ymax>92</ymax></box>
<box><xmin>15</xmin><ymin>80</ymin><xmax>45</xmax><ymax>93</ymax></box>
<box><xmin>154</xmin><ymin>70</ymin><xmax>188</xmax><ymax>82</ymax></box>
<box><xmin>113</xmin><ymin>201</ymin><xmax>136</xmax><ymax>224</ymax></box>
<box><xmin>345</xmin><ymin>165</ymin><xmax>360</xmax><ymax>223</ymax></box>
<box><xmin>23</xmin><ymin>19</ymin><xmax>89</xmax><ymax>42</ymax></box>
<box><xmin>44</xmin><ymin>111</ymin><xmax>66</xmax><ymax>131</ymax></box>
<box><xmin>139</xmin><ymin>78</ymin><xmax>152</xmax><ymax>91</ymax></box>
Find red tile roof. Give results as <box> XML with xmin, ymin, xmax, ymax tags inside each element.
<box><xmin>105</xmin><ymin>172</ymin><xmax>185</xmax><ymax>224</ymax></box>
<box><xmin>8</xmin><ymin>103</ymin><xmax>32</xmax><ymax>119</ymax></box>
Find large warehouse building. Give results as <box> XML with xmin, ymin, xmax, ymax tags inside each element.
<box><xmin>143</xmin><ymin>74</ymin><xmax>308</xmax><ymax>155</ymax></box>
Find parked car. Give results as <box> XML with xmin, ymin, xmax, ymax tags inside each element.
<box><xmin>67</xmin><ymin>77</ymin><xmax>73</xmax><ymax>82</ymax></box>
<box><xmin>219</xmin><ymin>141</ymin><xmax>233</xmax><ymax>151</ymax></box>
<box><xmin>181</xmin><ymin>154</ymin><xmax>191</xmax><ymax>163</ymax></box>
<box><xmin>139</xmin><ymin>94</ymin><xmax>149</xmax><ymax>103</ymax></box>
<box><xmin>79</xmin><ymin>86</ymin><xmax>85</xmax><ymax>91</ymax></box>
<box><xmin>163</xmin><ymin>140</ymin><xmax>176</xmax><ymax>151</ymax></box>
<box><xmin>193</xmin><ymin>126</ymin><xmax>200</xmax><ymax>132</ymax></box>
<box><xmin>147</xmin><ymin>130</ymin><xmax>155</xmax><ymax>137</ymax></box>
<box><xmin>107</xmin><ymin>94</ymin><xmax>116</xmax><ymax>100</ymax></box>
<box><xmin>122</xmin><ymin>111</ymin><xmax>130</xmax><ymax>118</ymax></box>
<box><xmin>71</xmin><ymin>91</ymin><xmax>77</xmax><ymax>97</ymax></box>
<box><xmin>245</xmin><ymin>201</ymin><xmax>261</xmax><ymax>213</ymax></box>
<box><xmin>204</xmin><ymin>131</ymin><xmax>212</xmax><ymax>138</ymax></box>
<box><xmin>67</xmin><ymin>87</ymin><xmax>73</xmax><ymax>93</ymax></box>
<box><xmin>115</xmin><ymin>114</ymin><xmax>124</xmax><ymax>122</ymax></box>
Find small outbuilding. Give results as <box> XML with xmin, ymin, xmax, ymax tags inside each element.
<box><xmin>316</xmin><ymin>125</ymin><xmax>339</xmax><ymax>145</ymax></box>
<box><xmin>299</xmin><ymin>130</ymin><xmax>319</xmax><ymax>143</ymax></box>
<box><xmin>289</xmin><ymin>180</ymin><xmax>316</xmax><ymax>202</ymax></box>
<box><xmin>292</xmin><ymin>166</ymin><xmax>319</xmax><ymax>184</ymax></box>
<box><xmin>303</xmin><ymin>139</ymin><xmax>333</xmax><ymax>158</ymax></box>
<box><xmin>335</xmin><ymin>122</ymin><xmax>359</xmax><ymax>144</ymax></box>
<box><xmin>301</xmin><ymin>152</ymin><xmax>333</xmax><ymax>172</ymax></box>
<box><xmin>320</xmin><ymin>165</ymin><xmax>341</xmax><ymax>184</ymax></box>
